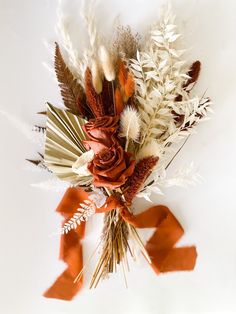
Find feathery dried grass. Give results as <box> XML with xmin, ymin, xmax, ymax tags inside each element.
<box><xmin>120</xmin><ymin>106</ymin><xmax>141</xmax><ymax>143</ymax></box>
<box><xmin>113</xmin><ymin>25</ymin><xmax>140</xmax><ymax>60</ymax></box>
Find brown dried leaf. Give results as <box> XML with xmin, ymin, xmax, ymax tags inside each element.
<box><xmin>184</xmin><ymin>60</ymin><xmax>201</xmax><ymax>88</ymax></box>
<box><xmin>54</xmin><ymin>43</ymin><xmax>92</xmax><ymax>118</ymax></box>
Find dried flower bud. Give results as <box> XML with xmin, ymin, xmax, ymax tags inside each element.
<box><xmin>91</xmin><ymin>58</ymin><xmax>103</xmax><ymax>94</ymax></box>
<box><xmin>136</xmin><ymin>140</ymin><xmax>162</xmax><ymax>160</ymax></box>
<box><xmin>120</xmin><ymin>106</ymin><xmax>141</xmax><ymax>142</ymax></box>
<box><xmin>72</xmin><ymin>150</ymin><xmax>94</xmax><ymax>176</ymax></box>
<box><xmin>99</xmin><ymin>45</ymin><xmax>115</xmax><ymax>81</ymax></box>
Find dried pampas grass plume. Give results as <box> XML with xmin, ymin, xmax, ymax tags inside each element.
<box><xmin>120</xmin><ymin>107</ymin><xmax>141</xmax><ymax>149</ymax></box>
<box><xmin>99</xmin><ymin>45</ymin><xmax>115</xmax><ymax>81</ymax></box>
<box><xmin>91</xmin><ymin>59</ymin><xmax>103</xmax><ymax>94</ymax></box>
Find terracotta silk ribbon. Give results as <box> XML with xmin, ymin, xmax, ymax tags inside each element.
<box><xmin>44</xmin><ymin>187</ymin><xmax>197</xmax><ymax>300</ymax></box>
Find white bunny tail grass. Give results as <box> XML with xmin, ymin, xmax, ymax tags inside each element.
<box><xmin>91</xmin><ymin>58</ymin><xmax>103</xmax><ymax>94</ymax></box>
<box><xmin>136</xmin><ymin>140</ymin><xmax>163</xmax><ymax>160</ymax></box>
<box><xmin>120</xmin><ymin>107</ymin><xmax>141</xmax><ymax>149</ymax></box>
<box><xmin>98</xmin><ymin>45</ymin><xmax>115</xmax><ymax>81</ymax></box>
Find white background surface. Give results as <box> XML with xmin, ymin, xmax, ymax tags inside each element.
<box><xmin>1</xmin><ymin>0</ymin><xmax>236</xmax><ymax>313</ymax></box>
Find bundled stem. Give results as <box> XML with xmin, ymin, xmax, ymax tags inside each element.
<box><xmin>90</xmin><ymin>209</ymin><xmax>130</xmax><ymax>288</ymax></box>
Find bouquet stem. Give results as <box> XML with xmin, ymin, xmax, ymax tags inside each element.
<box><xmin>90</xmin><ymin>209</ymin><xmax>130</xmax><ymax>288</ymax></box>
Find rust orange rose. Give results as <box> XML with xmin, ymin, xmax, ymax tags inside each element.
<box><xmin>88</xmin><ymin>144</ymin><xmax>135</xmax><ymax>189</ymax></box>
<box><xmin>83</xmin><ymin>115</ymin><xmax>119</xmax><ymax>141</ymax></box>
<box><xmin>83</xmin><ymin>115</ymin><xmax>120</xmax><ymax>153</ymax></box>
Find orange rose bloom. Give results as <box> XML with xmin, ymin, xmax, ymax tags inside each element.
<box><xmin>83</xmin><ymin>115</ymin><xmax>120</xmax><ymax>153</ymax></box>
<box><xmin>88</xmin><ymin>144</ymin><xmax>135</xmax><ymax>189</ymax></box>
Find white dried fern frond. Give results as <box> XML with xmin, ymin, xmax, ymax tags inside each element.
<box><xmin>119</xmin><ymin>106</ymin><xmax>141</xmax><ymax>143</ymax></box>
<box><xmin>62</xmin><ymin>200</ymin><xmax>96</xmax><ymax>234</ymax></box>
<box><xmin>159</xmin><ymin>162</ymin><xmax>203</xmax><ymax>188</ymax></box>
<box><xmin>130</xmin><ymin>6</ymin><xmax>211</xmax><ymax>164</ymax></box>
<box><xmin>163</xmin><ymin>98</ymin><xmax>212</xmax><ymax>146</ymax></box>
<box><xmin>138</xmin><ymin>162</ymin><xmax>203</xmax><ymax>200</ymax></box>
<box><xmin>130</xmin><ymin>15</ymin><xmax>187</xmax><ymax>149</ymax></box>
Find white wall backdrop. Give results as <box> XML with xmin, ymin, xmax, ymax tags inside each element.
<box><xmin>0</xmin><ymin>0</ymin><xmax>236</xmax><ymax>313</ymax></box>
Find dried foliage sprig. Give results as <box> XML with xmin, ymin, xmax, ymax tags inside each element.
<box><xmin>130</xmin><ymin>8</ymin><xmax>211</xmax><ymax>176</ymax></box>
<box><xmin>137</xmin><ymin>162</ymin><xmax>203</xmax><ymax>202</ymax></box>
<box><xmin>130</xmin><ymin>17</ymin><xmax>188</xmax><ymax>150</ymax></box>
<box><xmin>55</xmin><ymin>43</ymin><xmax>92</xmax><ymax>118</ymax></box>
<box><xmin>62</xmin><ymin>200</ymin><xmax>96</xmax><ymax>234</ymax></box>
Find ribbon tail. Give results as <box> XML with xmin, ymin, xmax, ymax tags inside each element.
<box><xmin>121</xmin><ymin>204</ymin><xmax>197</xmax><ymax>274</ymax></box>
<box><xmin>44</xmin><ymin>188</ymin><xmax>88</xmax><ymax>301</ymax></box>
<box><xmin>151</xmin><ymin>246</ymin><xmax>197</xmax><ymax>273</ymax></box>
<box><xmin>145</xmin><ymin>207</ymin><xmax>197</xmax><ymax>273</ymax></box>
<box><xmin>44</xmin><ymin>224</ymin><xmax>85</xmax><ymax>301</ymax></box>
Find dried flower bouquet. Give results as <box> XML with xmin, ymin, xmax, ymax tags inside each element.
<box><xmin>28</xmin><ymin>4</ymin><xmax>211</xmax><ymax>300</ymax></box>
